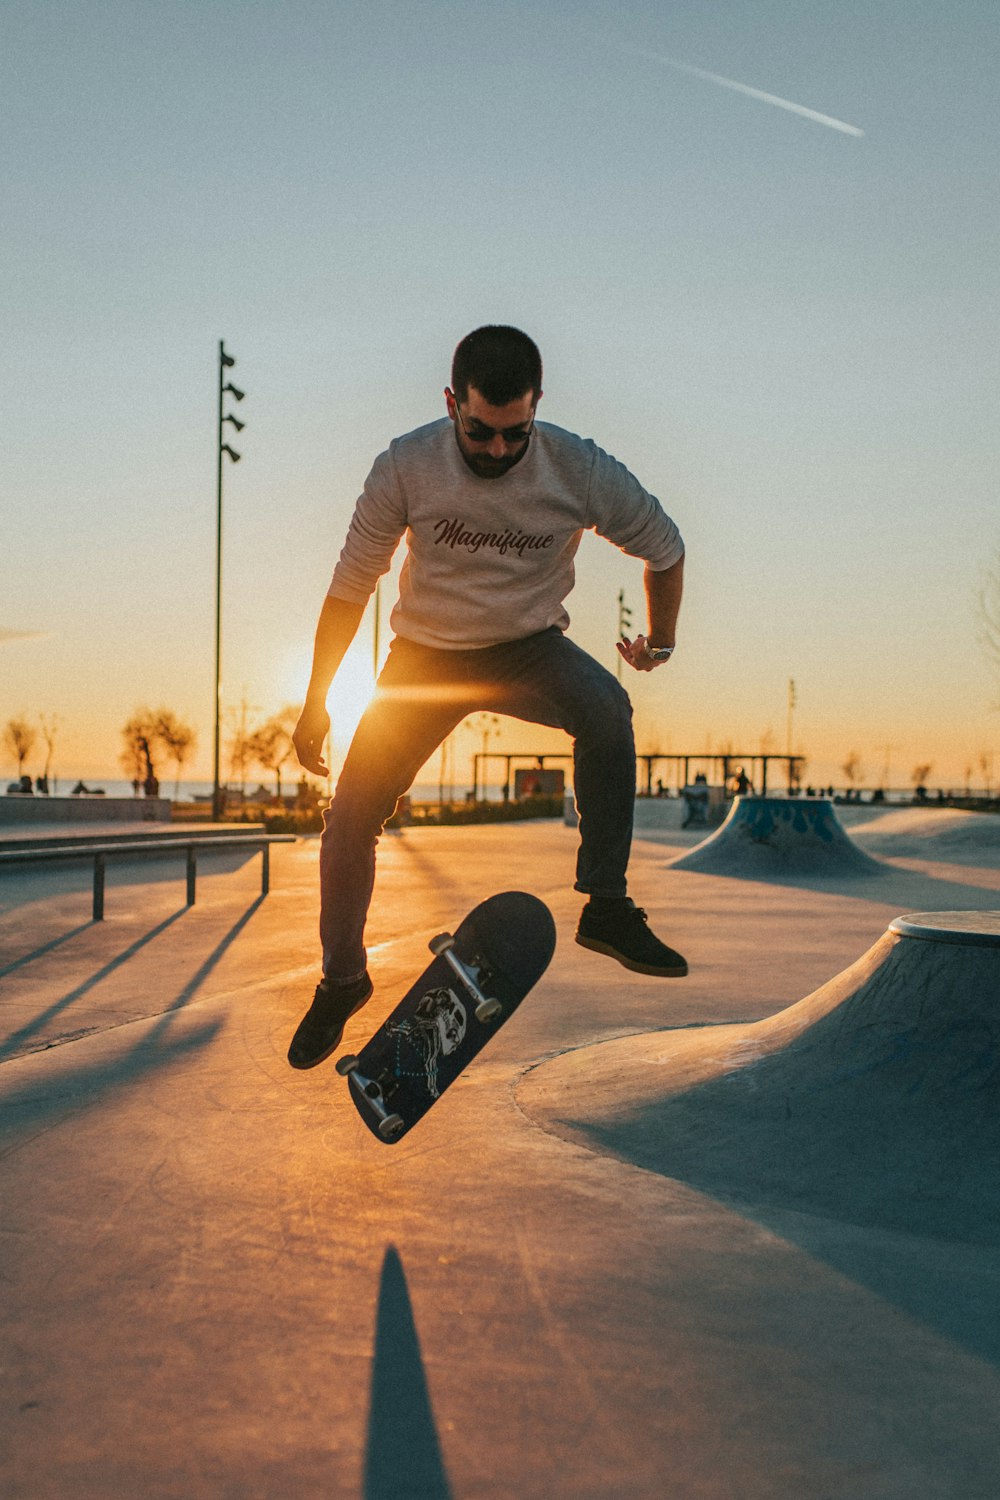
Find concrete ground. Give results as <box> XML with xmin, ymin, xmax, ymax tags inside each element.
<box><xmin>1</xmin><ymin>804</ymin><xmax>999</xmax><ymax>1498</ymax></box>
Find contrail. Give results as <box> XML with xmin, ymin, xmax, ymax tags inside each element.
<box><xmin>0</xmin><ymin>628</ymin><xmax>52</xmax><ymax>645</ymax></box>
<box><xmin>639</xmin><ymin>49</ymin><xmax>864</xmax><ymax>137</ymax></box>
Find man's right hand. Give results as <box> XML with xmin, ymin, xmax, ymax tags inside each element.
<box><xmin>293</xmin><ymin>700</ymin><xmax>331</xmax><ymax>777</ymax></box>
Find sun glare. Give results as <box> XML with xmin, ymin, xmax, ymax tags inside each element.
<box><xmin>273</xmin><ymin>641</ymin><xmax>377</xmax><ymax>775</ymax></box>
<box><xmin>326</xmin><ymin>647</ymin><xmax>377</xmax><ymax>753</ymax></box>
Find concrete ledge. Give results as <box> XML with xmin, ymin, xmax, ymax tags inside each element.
<box><xmin>0</xmin><ymin>795</ymin><xmax>171</xmax><ymax>825</ymax></box>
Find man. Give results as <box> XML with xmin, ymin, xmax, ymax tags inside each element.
<box><xmin>289</xmin><ymin>325</ymin><xmax>686</xmax><ymax>1070</ymax></box>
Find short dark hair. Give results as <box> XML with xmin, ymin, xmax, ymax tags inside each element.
<box><xmin>451</xmin><ymin>325</ymin><xmax>543</xmax><ymax>405</ymax></box>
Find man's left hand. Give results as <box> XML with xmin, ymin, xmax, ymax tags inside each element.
<box><xmin>616</xmin><ymin>635</ymin><xmax>674</xmax><ymax>673</ymax></box>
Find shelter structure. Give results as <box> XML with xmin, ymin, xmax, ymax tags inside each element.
<box><xmin>471</xmin><ymin>751</ymin><xmax>806</xmax><ymax>802</ymax></box>
<box><xmin>636</xmin><ymin>752</ymin><xmax>805</xmax><ymax>797</ymax></box>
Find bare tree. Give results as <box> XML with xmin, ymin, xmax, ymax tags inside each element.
<box><xmin>911</xmin><ymin>763</ymin><xmax>933</xmax><ymax>795</ymax></box>
<box><xmin>3</xmin><ymin>717</ymin><xmax>37</xmax><ymax>778</ymax></box>
<box><xmin>247</xmin><ymin>705</ymin><xmax>300</xmax><ymax>800</ymax></box>
<box><xmin>225</xmin><ymin>695</ymin><xmax>260</xmax><ymax>802</ymax></box>
<box><xmin>979</xmin><ymin>751</ymin><xmax>995</xmax><ymax>797</ymax></box>
<box><xmin>153</xmin><ymin>708</ymin><xmax>197</xmax><ymax>799</ymax></box>
<box><xmin>38</xmin><ymin>712</ymin><xmax>60</xmax><ymax>789</ymax></box>
<box><xmin>120</xmin><ymin>709</ymin><xmax>158</xmax><ymax>794</ymax></box>
<box><xmin>120</xmin><ymin>707</ymin><xmax>197</xmax><ymax>798</ymax></box>
<box><xmin>841</xmin><ymin>751</ymin><xmax>864</xmax><ymax>791</ymax></box>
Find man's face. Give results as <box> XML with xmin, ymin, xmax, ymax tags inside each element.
<box><xmin>445</xmin><ymin>384</ymin><xmax>539</xmax><ymax>479</ymax></box>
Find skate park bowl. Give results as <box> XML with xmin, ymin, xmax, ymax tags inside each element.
<box><xmin>517</xmin><ymin>911</ymin><xmax>1000</xmax><ymax>1247</ymax></box>
<box><xmin>669</xmin><ymin>794</ymin><xmax>884</xmax><ymax>878</ymax></box>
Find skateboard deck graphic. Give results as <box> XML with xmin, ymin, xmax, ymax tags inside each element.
<box><xmin>337</xmin><ymin>891</ymin><xmax>556</xmax><ymax>1143</ymax></box>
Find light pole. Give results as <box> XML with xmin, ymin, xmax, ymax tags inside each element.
<box><xmin>213</xmin><ymin>340</ymin><xmax>245</xmax><ymax>820</ymax></box>
<box><xmin>617</xmin><ymin>588</ymin><xmax>632</xmax><ymax>681</ymax></box>
<box><xmin>471</xmin><ymin>713</ymin><xmax>499</xmax><ymax>801</ymax></box>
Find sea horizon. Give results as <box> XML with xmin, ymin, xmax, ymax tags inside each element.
<box><xmin>2</xmin><ymin>775</ymin><xmax>954</xmax><ymax>807</ymax></box>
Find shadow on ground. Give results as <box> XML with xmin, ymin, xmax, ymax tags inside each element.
<box><xmin>547</xmin><ymin>1030</ymin><xmax>1000</xmax><ymax>1367</ymax></box>
<box><xmin>659</xmin><ymin>859</ymin><xmax>1000</xmax><ymax>912</ymax></box>
<box><xmin>364</xmin><ymin>1245</ymin><xmax>453</xmax><ymax>1500</ymax></box>
<box><xmin>0</xmin><ymin>922</ymin><xmax>93</xmax><ymax>979</ymax></box>
<box><xmin>0</xmin><ymin>898</ymin><xmax>266</xmax><ymax>1141</ymax></box>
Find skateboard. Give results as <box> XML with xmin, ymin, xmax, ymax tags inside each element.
<box><xmin>336</xmin><ymin>890</ymin><xmax>556</xmax><ymax>1143</ymax></box>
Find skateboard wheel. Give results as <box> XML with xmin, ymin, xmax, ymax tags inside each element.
<box><xmin>335</xmin><ymin>1055</ymin><xmax>359</xmax><ymax>1076</ymax></box>
<box><xmin>475</xmin><ymin>998</ymin><xmax>502</xmax><ymax>1023</ymax></box>
<box><xmin>378</xmin><ymin>1114</ymin><xmax>405</xmax><ymax>1140</ymax></box>
<box><xmin>429</xmin><ymin>931</ymin><xmax>455</xmax><ymax>956</ymax></box>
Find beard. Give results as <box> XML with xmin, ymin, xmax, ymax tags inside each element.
<box><xmin>455</xmin><ymin>433</ymin><xmax>531</xmax><ymax>479</ymax></box>
<box><xmin>466</xmin><ymin>454</ymin><xmax>518</xmax><ymax>478</ymax></box>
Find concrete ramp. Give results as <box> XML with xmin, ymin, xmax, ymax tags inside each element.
<box><xmin>669</xmin><ymin>794</ymin><xmax>883</xmax><ymax>877</ymax></box>
<box><xmin>518</xmin><ymin>911</ymin><xmax>1000</xmax><ymax>1242</ymax></box>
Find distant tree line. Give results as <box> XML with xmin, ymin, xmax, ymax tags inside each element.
<box><xmin>1</xmin><ymin>702</ymin><xmax>307</xmax><ymax>801</ymax></box>
<box><xmin>2</xmin><ymin>713</ymin><xmax>60</xmax><ymax>791</ymax></box>
<box><xmin>119</xmin><ymin>702</ymin><xmax>302</xmax><ymax>800</ymax></box>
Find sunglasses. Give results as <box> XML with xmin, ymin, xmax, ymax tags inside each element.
<box><xmin>449</xmin><ymin>391</ymin><xmax>535</xmax><ymax>446</ymax></box>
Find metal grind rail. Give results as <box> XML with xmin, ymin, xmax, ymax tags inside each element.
<box><xmin>0</xmin><ymin>834</ymin><xmax>297</xmax><ymax>920</ymax></box>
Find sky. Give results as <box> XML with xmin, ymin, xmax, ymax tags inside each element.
<box><xmin>2</xmin><ymin>0</ymin><xmax>998</xmax><ymax>794</ymax></box>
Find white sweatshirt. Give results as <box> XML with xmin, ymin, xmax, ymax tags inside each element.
<box><xmin>328</xmin><ymin>418</ymin><xmax>684</xmax><ymax>651</ymax></box>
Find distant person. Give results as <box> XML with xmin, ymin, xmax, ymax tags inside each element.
<box><xmin>290</xmin><ymin>325</ymin><xmax>687</xmax><ymax>1069</ymax></box>
<box><xmin>731</xmin><ymin>766</ymin><xmax>752</xmax><ymax>797</ymax></box>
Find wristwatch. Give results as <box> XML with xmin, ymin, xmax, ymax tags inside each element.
<box><xmin>646</xmin><ymin>643</ymin><xmax>675</xmax><ymax>661</ymax></box>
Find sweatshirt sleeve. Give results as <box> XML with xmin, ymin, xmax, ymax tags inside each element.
<box><xmin>585</xmin><ymin>443</ymin><xmax>685</xmax><ymax>570</ymax></box>
<box><xmin>327</xmin><ymin>445</ymin><xmax>408</xmax><ymax>604</ymax></box>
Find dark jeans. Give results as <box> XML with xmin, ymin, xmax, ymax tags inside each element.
<box><xmin>319</xmin><ymin>628</ymin><xmax>636</xmax><ymax>979</ymax></box>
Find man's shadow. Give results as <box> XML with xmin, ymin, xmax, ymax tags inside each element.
<box><xmin>364</xmin><ymin>1245</ymin><xmax>453</xmax><ymax>1500</ymax></box>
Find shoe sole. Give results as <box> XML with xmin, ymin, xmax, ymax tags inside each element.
<box><xmin>287</xmin><ymin>984</ymin><xmax>373</xmax><ymax>1070</ymax></box>
<box><xmin>575</xmin><ymin>933</ymin><xmax>688</xmax><ymax>977</ymax></box>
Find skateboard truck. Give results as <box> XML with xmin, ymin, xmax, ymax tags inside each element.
<box><xmin>428</xmin><ymin>932</ymin><xmax>502</xmax><ymax>1022</ymax></box>
<box><xmin>335</xmin><ymin>1056</ymin><xmax>405</xmax><ymax>1140</ymax></box>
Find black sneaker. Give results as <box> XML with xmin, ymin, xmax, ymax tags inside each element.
<box><xmin>575</xmin><ymin>900</ymin><xmax>688</xmax><ymax>977</ymax></box>
<box><xmin>287</xmin><ymin>971</ymin><xmax>373</xmax><ymax>1070</ymax></box>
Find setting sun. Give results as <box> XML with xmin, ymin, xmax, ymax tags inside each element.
<box><xmin>326</xmin><ymin>645</ymin><xmax>378</xmax><ymax>755</ymax></box>
<box><xmin>276</xmin><ymin>636</ymin><xmax>377</xmax><ymax>759</ymax></box>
